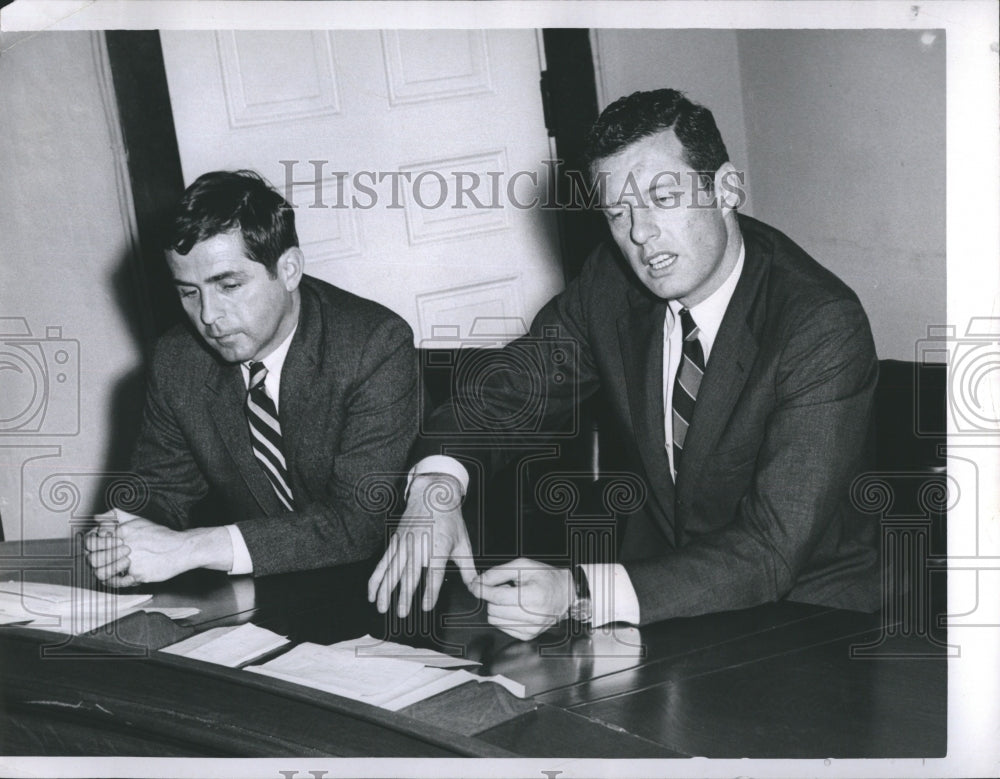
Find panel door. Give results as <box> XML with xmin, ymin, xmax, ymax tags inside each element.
<box><xmin>160</xmin><ymin>29</ymin><xmax>564</xmax><ymax>346</ymax></box>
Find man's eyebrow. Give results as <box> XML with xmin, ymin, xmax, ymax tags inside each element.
<box><xmin>173</xmin><ymin>270</ymin><xmax>247</xmax><ymax>286</ymax></box>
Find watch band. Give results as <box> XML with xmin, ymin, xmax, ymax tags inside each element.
<box><xmin>572</xmin><ymin>564</ymin><xmax>590</xmax><ymax>601</ymax></box>
<box><xmin>568</xmin><ymin>565</ymin><xmax>593</xmax><ymax>624</ymax></box>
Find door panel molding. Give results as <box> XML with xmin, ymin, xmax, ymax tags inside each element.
<box><xmin>216</xmin><ymin>31</ymin><xmax>342</xmax><ymax>128</ymax></box>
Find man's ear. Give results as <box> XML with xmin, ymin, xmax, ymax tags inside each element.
<box><xmin>714</xmin><ymin>162</ymin><xmax>745</xmax><ymax>213</ymax></box>
<box><xmin>276</xmin><ymin>247</ymin><xmax>304</xmax><ymax>291</ymax></box>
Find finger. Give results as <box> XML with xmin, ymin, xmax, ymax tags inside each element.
<box><xmin>87</xmin><ymin>554</ymin><xmax>125</xmax><ymax>576</ymax></box>
<box><xmin>85</xmin><ymin>532</ymin><xmax>125</xmax><ymax>552</ymax></box>
<box><xmin>105</xmin><ymin>571</ymin><xmax>138</xmax><ymax>589</ymax></box>
<box><xmin>376</xmin><ymin>539</ymin><xmax>407</xmax><ymax>614</ymax></box>
<box><xmin>397</xmin><ymin>531</ymin><xmax>421</xmax><ymax>618</ymax></box>
<box><xmin>475</xmin><ymin>582</ymin><xmax>523</xmax><ymax>606</ymax></box>
<box><xmin>419</xmin><ymin>523</ymin><xmax>432</xmax><ymax>569</ymax></box>
<box><xmin>96</xmin><ymin>516</ymin><xmax>120</xmax><ymax>528</ymax></box>
<box><xmin>84</xmin><ymin>532</ymin><xmax>111</xmax><ymax>552</ymax></box>
<box><xmin>486</xmin><ymin>613</ymin><xmax>537</xmax><ymax>641</ymax></box>
<box><xmin>368</xmin><ymin>533</ymin><xmax>398</xmax><ymax>601</ymax></box>
<box><xmin>375</xmin><ymin>535</ymin><xmax>405</xmax><ymax>612</ymax></box>
<box><xmin>420</xmin><ymin>530</ymin><xmax>441</xmax><ymax>611</ymax></box>
<box><xmin>476</xmin><ymin>560</ymin><xmax>525</xmax><ymax>588</ymax></box>
<box><xmin>490</xmin><ymin>617</ymin><xmax>545</xmax><ymax>641</ymax></box>
<box><xmin>422</xmin><ymin>564</ymin><xmax>444</xmax><ymax>611</ymax></box>
<box><xmin>92</xmin><ymin>552</ymin><xmax>132</xmax><ymax>582</ymax></box>
<box><xmin>487</xmin><ymin>603</ymin><xmax>541</xmax><ymax>622</ymax></box>
<box><xmin>88</xmin><ymin>519</ymin><xmax>122</xmax><ymax>538</ymax></box>
<box><xmin>86</xmin><ymin>542</ymin><xmax>131</xmax><ymax>567</ymax></box>
<box><xmin>451</xmin><ymin>529</ymin><xmax>478</xmax><ymax>589</ymax></box>
<box><xmin>95</xmin><ymin>517</ymin><xmax>121</xmax><ymax>534</ymax></box>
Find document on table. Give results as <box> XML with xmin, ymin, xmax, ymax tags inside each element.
<box><xmin>333</xmin><ymin>634</ymin><xmax>481</xmax><ymax>668</ymax></box>
<box><xmin>162</xmin><ymin>623</ymin><xmax>290</xmax><ymax>667</ymax></box>
<box><xmin>246</xmin><ymin>640</ymin><xmax>525</xmax><ymax>712</ymax></box>
<box><xmin>143</xmin><ymin>606</ymin><xmax>201</xmax><ymax>620</ymax></box>
<box><xmin>0</xmin><ymin>580</ymin><xmax>153</xmax><ymax>635</ymax></box>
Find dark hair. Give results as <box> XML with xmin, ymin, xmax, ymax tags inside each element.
<box><xmin>583</xmin><ymin>89</ymin><xmax>730</xmax><ymax>186</ymax></box>
<box><xmin>165</xmin><ymin>170</ymin><xmax>298</xmax><ymax>273</ymax></box>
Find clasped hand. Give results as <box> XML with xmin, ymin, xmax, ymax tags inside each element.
<box><xmin>84</xmin><ymin>511</ymin><xmax>199</xmax><ymax>587</ymax></box>
<box><xmin>472</xmin><ymin>559</ymin><xmax>574</xmax><ymax>641</ymax></box>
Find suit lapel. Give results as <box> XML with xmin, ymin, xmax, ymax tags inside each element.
<box><xmin>618</xmin><ymin>290</ymin><xmax>676</xmax><ymax>545</ymax></box>
<box><xmin>277</xmin><ymin>283</ymin><xmax>321</xmax><ymax>487</ymax></box>
<box><xmin>676</xmin><ymin>228</ymin><xmax>767</xmax><ymax>504</ymax></box>
<box><xmin>205</xmin><ymin>360</ymin><xmax>280</xmax><ymax>514</ymax></box>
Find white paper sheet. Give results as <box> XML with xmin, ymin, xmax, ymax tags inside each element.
<box><xmin>161</xmin><ymin>623</ymin><xmax>289</xmax><ymax>667</ymax></box>
<box><xmin>0</xmin><ymin>580</ymin><xmax>153</xmax><ymax>635</ymax></box>
<box><xmin>332</xmin><ymin>634</ymin><xmax>481</xmax><ymax>668</ymax></box>
<box><xmin>245</xmin><ymin>639</ymin><xmax>525</xmax><ymax>711</ymax></box>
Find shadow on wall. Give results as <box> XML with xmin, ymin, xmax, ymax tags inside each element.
<box><xmin>88</xmin><ymin>246</ymin><xmax>164</xmax><ymax>516</ymax></box>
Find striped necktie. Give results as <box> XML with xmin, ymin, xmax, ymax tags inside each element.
<box><xmin>245</xmin><ymin>361</ymin><xmax>295</xmax><ymax>511</ymax></box>
<box><xmin>671</xmin><ymin>308</ymin><xmax>705</xmax><ymax>476</ymax></box>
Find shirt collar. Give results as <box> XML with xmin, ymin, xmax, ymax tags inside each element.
<box><xmin>668</xmin><ymin>240</ymin><xmax>745</xmax><ymax>358</ymax></box>
<box><xmin>244</xmin><ymin>324</ymin><xmax>297</xmax><ymax>379</ymax></box>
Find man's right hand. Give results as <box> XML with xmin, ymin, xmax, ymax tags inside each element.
<box><xmin>84</xmin><ymin>510</ymin><xmax>235</xmax><ymax>587</ymax></box>
<box><xmin>83</xmin><ymin>512</ymin><xmax>133</xmax><ymax>583</ymax></box>
<box><xmin>367</xmin><ymin>473</ymin><xmax>477</xmax><ymax>617</ymax></box>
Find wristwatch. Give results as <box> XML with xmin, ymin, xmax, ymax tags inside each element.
<box><xmin>567</xmin><ymin>565</ymin><xmax>593</xmax><ymax>624</ymax></box>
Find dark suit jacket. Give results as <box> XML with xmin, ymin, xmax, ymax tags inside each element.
<box><xmin>127</xmin><ymin>275</ymin><xmax>417</xmax><ymax>576</ymax></box>
<box><xmin>417</xmin><ymin>214</ymin><xmax>880</xmax><ymax>624</ymax></box>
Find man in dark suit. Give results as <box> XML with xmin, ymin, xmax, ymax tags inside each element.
<box><xmin>369</xmin><ymin>89</ymin><xmax>879</xmax><ymax>639</ymax></box>
<box><xmin>86</xmin><ymin>170</ymin><xmax>417</xmax><ymax>585</ymax></box>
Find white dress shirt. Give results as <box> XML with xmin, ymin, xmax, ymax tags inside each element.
<box><xmin>411</xmin><ymin>242</ymin><xmax>746</xmax><ymax>626</ymax></box>
<box><xmin>225</xmin><ymin>325</ymin><xmax>298</xmax><ymax>575</ymax></box>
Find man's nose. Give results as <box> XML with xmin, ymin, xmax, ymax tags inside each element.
<box><xmin>629</xmin><ymin>206</ymin><xmax>660</xmax><ymax>245</ymax></box>
<box><xmin>200</xmin><ymin>292</ymin><xmax>222</xmax><ymax>326</ymax></box>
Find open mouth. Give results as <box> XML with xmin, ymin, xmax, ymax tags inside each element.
<box><xmin>646</xmin><ymin>253</ymin><xmax>677</xmax><ymax>271</ymax></box>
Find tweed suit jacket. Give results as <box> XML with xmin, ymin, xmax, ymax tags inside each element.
<box><xmin>417</xmin><ymin>214</ymin><xmax>880</xmax><ymax>625</ymax></box>
<box><xmin>128</xmin><ymin>275</ymin><xmax>418</xmax><ymax>576</ymax></box>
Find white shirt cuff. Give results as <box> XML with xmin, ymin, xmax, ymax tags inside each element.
<box><xmin>579</xmin><ymin>563</ymin><xmax>641</xmax><ymax>627</ymax></box>
<box><xmin>407</xmin><ymin>455</ymin><xmax>470</xmax><ymax>496</ymax></box>
<box><xmin>225</xmin><ymin>524</ymin><xmax>254</xmax><ymax>576</ymax></box>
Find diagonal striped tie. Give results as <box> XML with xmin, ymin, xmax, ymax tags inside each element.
<box><xmin>245</xmin><ymin>361</ymin><xmax>295</xmax><ymax>511</ymax></box>
<box><xmin>671</xmin><ymin>308</ymin><xmax>705</xmax><ymax>476</ymax></box>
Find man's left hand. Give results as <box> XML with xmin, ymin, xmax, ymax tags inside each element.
<box><xmin>471</xmin><ymin>558</ymin><xmax>573</xmax><ymax>641</ymax></box>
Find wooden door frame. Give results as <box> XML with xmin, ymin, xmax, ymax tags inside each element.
<box><xmin>104</xmin><ymin>30</ymin><xmax>186</xmax><ymax>343</ymax></box>
<box><xmin>539</xmin><ymin>29</ymin><xmax>608</xmax><ymax>281</ymax></box>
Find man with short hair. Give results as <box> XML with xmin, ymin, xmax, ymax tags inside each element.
<box><xmin>86</xmin><ymin>170</ymin><xmax>417</xmax><ymax>584</ymax></box>
<box><xmin>369</xmin><ymin>89</ymin><xmax>880</xmax><ymax>638</ymax></box>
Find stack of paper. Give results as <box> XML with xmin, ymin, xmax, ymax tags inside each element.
<box><xmin>162</xmin><ymin>623</ymin><xmax>290</xmax><ymax>667</ymax></box>
<box><xmin>0</xmin><ymin>580</ymin><xmax>153</xmax><ymax>635</ymax></box>
<box><xmin>246</xmin><ymin>639</ymin><xmax>525</xmax><ymax>711</ymax></box>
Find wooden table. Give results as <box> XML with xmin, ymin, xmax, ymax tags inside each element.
<box><xmin>0</xmin><ymin>536</ymin><xmax>946</xmax><ymax>757</ymax></box>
